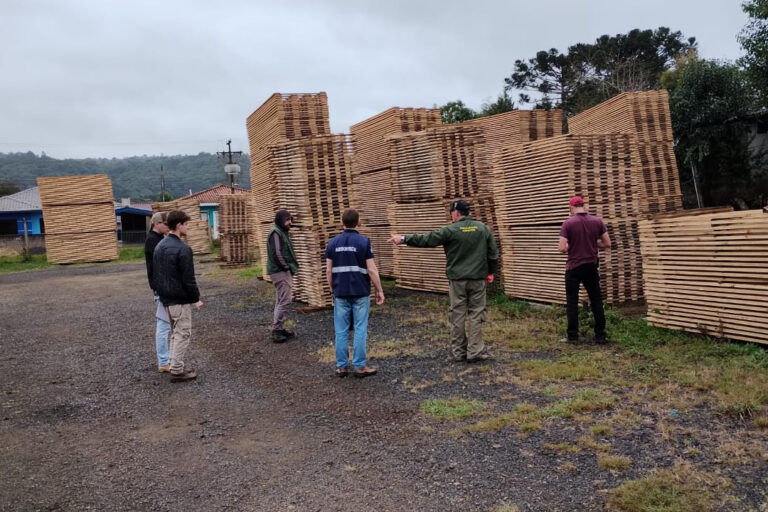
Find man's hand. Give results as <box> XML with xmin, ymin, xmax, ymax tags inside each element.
<box><xmin>194</xmin><ymin>300</ymin><xmax>204</xmax><ymax>311</ymax></box>
<box><xmin>487</xmin><ymin>274</ymin><xmax>494</xmax><ymax>284</ymax></box>
<box><xmin>388</xmin><ymin>234</ymin><xmax>404</xmax><ymax>245</ymax></box>
<box><xmin>375</xmin><ymin>290</ymin><xmax>385</xmax><ymax>305</ymax></box>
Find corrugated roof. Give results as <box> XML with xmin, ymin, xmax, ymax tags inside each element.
<box><xmin>0</xmin><ymin>187</ymin><xmax>42</xmax><ymax>212</ymax></box>
<box><xmin>179</xmin><ymin>184</ymin><xmax>250</xmax><ymax>202</ymax></box>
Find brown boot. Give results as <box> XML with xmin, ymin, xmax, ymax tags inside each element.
<box><xmin>170</xmin><ymin>369</ymin><xmax>197</xmax><ymax>382</ymax></box>
<box><xmin>353</xmin><ymin>367</ymin><xmax>377</xmax><ymax>378</ymax></box>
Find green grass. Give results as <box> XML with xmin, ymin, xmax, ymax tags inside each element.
<box><xmin>420</xmin><ymin>397</ymin><xmax>485</xmax><ymax>420</ymax></box>
<box><xmin>0</xmin><ymin>253</ymin><xmax>50</xmax><ymax>273</ymax></box>
<box><xmin>237</xmin><ymin>265</ymin><xmax>262</xmax><ymax>278</ymax></box>
<box><xmin>606</xmin><ymin>466</ymin><xmax>718</xmax><ymax>512</ymax></box>
<box><xmin>598</xmin><ymin>453</ymin><xmax>631</xmax><ymax>470</ymax></box>
<box><xmin>119</xmin><ymin>246</ymin><xmax>144</xmax><ymax>261</ymax></box>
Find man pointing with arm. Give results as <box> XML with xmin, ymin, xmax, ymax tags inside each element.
<box><xmin>389</xmin><ymin>200</ymin><xmax>498</xmax><ymax>363</ymax></box>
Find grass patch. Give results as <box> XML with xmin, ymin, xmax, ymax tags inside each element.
<box><xmin>590</xmin><ymin>424</ymin><xmax>614</xmax><ymax>436</ymax></box>
<box><xmin>542</xmin><ymin>443</ymin><xmax>581</xmax><ymax>453</ymax></box>
<box><xmin>119</xmin><ymin>246</ymin><xmax>144</xmax><ymax>261</ymax></box>
<box><xmin>754</xmin><ymin>416</ymin><xmax>768</xmax><ymax>429</ymax></box>
<box><xmin>491</xmin><ymin>502</ymin><xmax>521</xmax><ymax>512</ymax></box>
<box><xmin>368</xmin><ymin>339</ymin><xmax>424</xmax><ymax>359</ymax></box>
<box><xmin>237</xmin><ymin>265</ymin><xmax>262</xmax><ymax>278</ymax></box>
<box><xmin>518</xmin><ymin>353</ymin><xmax>608</xmax><ymax>382</ymax></box>
<box><xmin>598</xmin><ymin>453</ymin><xmax>631</xmax><ymax>470</ymax></box>
<box><xmin>0</xmin><ymin>253</ymin><xmax>49</xmax><ymax>273</ymax></box>
<box><xmin>578</xmin><ymin>436</ymin><xmax>611</xmax><ymax>452</ymax></box>
<box><xmin>606</xmin><ymin>463</ymin><xmax>726</xmax><ymax>512</ymax></box>
<box><xmin>421</xmin><ymin>397</ymin><xmax>485</xmax><ymax>420</ymax></box>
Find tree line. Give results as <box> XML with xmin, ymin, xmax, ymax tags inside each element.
<box><xmin>0</xmin><ymin>152</ymin><xmax>252</xmax><ymax>202</ymax></box>
<box><xmin>440</xmin><ymin>2</ymin><xmax>768</xmax><ymax>209</ymax></box>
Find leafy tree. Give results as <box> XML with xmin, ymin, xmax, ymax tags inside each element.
<box><xmin>738</xmin><ymin>0</ymin><xmax>768</xmax><ymax>106</ymax></box>
<box><xmin>665</xmin><ymin>58</ymin><xmax>756</xmax><ymax>207</ymax></box>
<box><xmin>158</xmin><ymin>191</ymin><xmax>174</xmax><ymax>202</ymax></box>
<box><xmin>439</xmin><ymin>100</ymin><xmax>477</xmax><ymax>124</ymax></box>
<box><xmin>479</xmin><ymin>90</ymin><xmax>516</xmax><ymax>116</ymax></box>
<box><xmin>505</xmin><ymin>28</ymin><xmax>696</xmax><ymax>117</ymax></box>
<box><xmin>0</xmin><ymin>180</ymin><xmax>20</xmax><ymax>196</ymax></box>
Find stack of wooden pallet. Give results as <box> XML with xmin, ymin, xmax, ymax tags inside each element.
<box><xmin>151</xmin><ymin>198</ymin><xmax>211</xmax><ymax>254</ymax></box>
<box><xmin>569</xmin><ymin>90</ymin><xmax>682</xmax><ymax>215</ymax></box>
<box><xmin>350</xmin><ymin>107</ymin><xmax>441</xmax><ymax>276</ymax></box>
<box><xmin>37</xmin><ymin>174</ymin><xmax>119</xmax><ymax>264</ymax></box>
<box><xmin>219</xmin><ymin>195</ymin><xmax>253</xmax><ymax>263</ymax></box>
<box><xmin>384</xmin><ymin>110</ymin><xmax>562</xmax><ymax>293</ymax></box>
<box><xmin>638</xmin><ymin>208</ymin><xmax>768</xmax><ymax>344</ymax></box>
<box><xmin>493</xmin><ymin>133</ymin><xmax>644</xmax><ymax>304</ymax></box>
<box><xmin>251</xmin><ymin>131</ymin><xmax>356</xmax><ymax>307</ymax></box>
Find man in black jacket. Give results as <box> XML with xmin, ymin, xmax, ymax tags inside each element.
<box><xmin>153</xmin><ymin>210</ymin><xmax>204</xmax><ymax>382</ymax></box>
<box><xmin>144</xmin><ymin>211</ymin><xmax>171</xmax><ymax>372</ymax></box>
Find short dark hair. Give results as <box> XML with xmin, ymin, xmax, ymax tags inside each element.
<box><xmin>342</xmin><ymin>208</ymin><xmax>359</xmax><ymax>228</ymax></box>
<box><xmin>166</xmin><ymin>210</ymin><xmax>190</xmax><ymax>230</ymax></box>
<box><xmin>449</xmin><ymin>199</ymin><xmax>470</xmax><ymax>216</ymax></box>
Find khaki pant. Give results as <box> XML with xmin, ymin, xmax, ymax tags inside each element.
<box><xmin>448</xmin><ymin>279</ymin><xmax>488</xmax><ymax>359</ymax></box>
<box><xmin>271</xmin><ymin>271</ymin><xmax>293</xmax><ymax>330</ymax></box>
<box><xmin>167</xmin><ymin>304</ymin><xmax>192</xmax><ymax>374</ymax></box>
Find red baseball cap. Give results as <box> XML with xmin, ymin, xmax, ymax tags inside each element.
<box><xmin>569</xmin><ymin>196</ymin><xmax>585</xmax><ymax>207</ymax></box>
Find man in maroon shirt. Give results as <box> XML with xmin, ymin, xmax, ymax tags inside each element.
<box><xmin>558</xmin><ymin>196</ymin><xmax>612</xmax><ymax>344</ymax></box>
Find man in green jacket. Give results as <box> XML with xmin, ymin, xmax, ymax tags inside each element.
<box><xmin>266</xmin><ymin>209</ymin><xmax>299</xmax><ymax>343</ymax></box>
<box><xmin>389</xmin><ymin>200</ymin><xmax>499</xmax><ymax>362</ymax></box>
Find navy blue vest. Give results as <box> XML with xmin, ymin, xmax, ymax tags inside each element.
<box><xmin>324</xmin><ymin>230</ymin><xmax>374</xmax><ymax>298</ymax></box>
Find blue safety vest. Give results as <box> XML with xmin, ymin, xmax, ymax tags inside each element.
<box><xmin>324</xmin><ymin>230</ymin><xmax>374</xmax><ymax>298</ymax></box>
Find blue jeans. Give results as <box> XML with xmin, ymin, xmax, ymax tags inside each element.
<box><xmin>154</xmin><ymin>296</ymin><xmax>171</xmax><ymax>366</ymax></box>
<box><xmin>334</xmin><ymin>296</ymin><xmax>370</xmax><ymax>370</ymax></box>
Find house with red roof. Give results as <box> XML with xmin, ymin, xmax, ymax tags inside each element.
<box><xmin>178</xmin><ymin>185</ymin><xmax>250</xmax><ymax>239</ymax></box>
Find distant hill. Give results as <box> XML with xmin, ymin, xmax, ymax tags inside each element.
<box><xmin>0</xmin><ymin>152</ymin><xmax>252</xmax><ymax>201</ymax></box>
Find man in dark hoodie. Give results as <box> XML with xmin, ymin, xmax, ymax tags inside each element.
<box><xmin>144</xmin><ymin>211</ymin><xmax>170</xmax><ymax>372</ymax></box>
<box><xmin>266</xmin><ymin>209</ymin><xmax>298</xmax><ymax>343</ymax></box>
<box><xmin>154</xmin><ymin>210</ymin><xmax>204</xmax><ymax>382</ymax></box>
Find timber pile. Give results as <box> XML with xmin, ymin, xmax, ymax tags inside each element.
<box><xmin>350</xmin><ymin>107</ymin><xmax>441</xmax><ymax>276</ymax></box>
<box><xmin>569</xmin><ymin>90</ymin><xmax>682</xmax><ymax>215</ymax></box>
<box><xmin>492</xmin><ymin>133</ymin><xmax>644</xmax><ymax>304</ymax></box>
<box><xmin>37</xmin><ymin>174</ymin><xmax>119</xmax><ymax>264</ymax></box>
<box><xmin>463</xmin><ymin>109</ymin><xmax>563</xmax><ymax>156</ymax></box>
<box><xmin>151</xmin><ymin>198</ymin><xmax>211</xmax><ymax>255</ymax></box>
<box><xmin>254</xmin><ymin>134</ymin><xmax>355</xmax><ymax>306</ymax></box>
<box><xmin>219</xmin><ymin>195</ymin><xmax>253</xmax><ymax>263</ymax></box>
<box><xmin>638</xmin><ymin>208</ymin><xmax>768</xmax><ymax>345</ymax></box>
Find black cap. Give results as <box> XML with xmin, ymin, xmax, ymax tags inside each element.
<box><xmin>449</xmin><ymin>200</ymin><xmax>470</xmax><ymax>215</ymax></box>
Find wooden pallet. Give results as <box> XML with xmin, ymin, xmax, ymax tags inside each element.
<box><xmin>151</xmin><ymin>199</ymin><xmax>211</xmax><ymax>255</ymax></box>
<box><xmin>638</xmin><ymin>208</ymin><xmax>768</xmax><ymax>344</ymax></box>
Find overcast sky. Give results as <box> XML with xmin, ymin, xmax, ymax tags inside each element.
<box><xmin>0</xmin><ymin>0</ymin><xmax>750</xmax><ymax>160</ymax></box>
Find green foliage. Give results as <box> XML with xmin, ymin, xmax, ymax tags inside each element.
<box><xmin>0</xmin><ymin>253</ymin><xmax>49</xmax><ymax>274</ymax></box>
<box><xmin>420</xmin><ymin>397</ymin><xmax>485</xmax><ymax>419</ymax></box>
<box><xmin>487</xmin><ymin>292</ymin><xmax>531</xmax><ymax>316</ymax></box>
<box><xmin>665</xmin><ymin>58</ymin><xmax>758</xmax><ymax>207</ymax></box>
<box><xmin>237</xmin><ymin>266</ymin><xmax>263</xmax><ymax>279</ymax></box>
<box><xmin>738</xmin><ymin>0</ymin><xmax>768</xmax><ymax>106</ymax></box>
<box><xmin>505</xmin><ymin>27</ymin><xmax>696</xmax><ymax>117</ymax></box>
<box><xmin>439</xmin><ymin>100</ymin><xmax>477</xmax><ymax>124</ymax></box>
<box><xmin>0</xmin><ymin>152</ymin><xmax>251</xmax><ymax>201</ymax></box>
<box><xmin>607</xmin><ymin>468</ymin><xmax>714</xmax><ymax>511</ymax></box>
<box><xmin>480</xmin><ymin>90</ymin><xmax>516</xmax><ymax>116</ymax></box>
<box><xmin>0</xmin><ymin>180</ymin><xmax>20</xmax><ymax>196</ymax></box>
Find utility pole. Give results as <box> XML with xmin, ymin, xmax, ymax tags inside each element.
<box><xmin>160</xmin><ymin>165</ymin><xmax>166</xmax><ymax>202</ymax></box>
<box><xmin>217</xmin><ymin>139</ymin><xmax>242</xmax><ymax>194</ymax></box>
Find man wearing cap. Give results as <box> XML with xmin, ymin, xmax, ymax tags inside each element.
<box><xmin>389</xmin><ymin>200</ymin><xmax>499</xmax><ymax>362</ymax></box>
<box><xmin>267</xmin><ymin>209</ymin><xmax>299</xmax><ymax>343</ymax></box>
<box><xmin>144</xmin><ymin>211</ymin><xmax>171</xmax><ymax>372</ymax></box>
<box><xmin>558</xmin><ymin>196</ymin><xmax>611</xmax><ymax>344</ymax></box>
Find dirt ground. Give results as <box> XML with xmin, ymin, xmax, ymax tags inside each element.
<box><xmin>1</xmin><ymin>262</ymin><xmax>766</xmax><ymax>511</ymax></box>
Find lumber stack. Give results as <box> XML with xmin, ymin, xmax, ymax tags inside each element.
<box><xmin>350</xmin><ymin>107</ymin><xmax>441</xmax><ymax>276</ymax></box>
<box><xmin>493</xmin><ymin>134</ymin><xmax>643</xmax><ymax>304</ymax></box>
<box><xmin>219</xmin><ymin>195</ymin><xmax>253</xmax><ymax>263</ymax></box>
<box><xmin>254</xmin><ymin>134</ymin><xmax>356</xmax><ymax>306</ymax></box>
<box><xmin>37</xmin><ymin>174</ymin><xmax>119</xmax><ymax>264</ymax></box>
<box><xmin>463</xmin><ymin>109</ymin><xmax>563</xmax><ymax>156</ymax></box>
<box><xmin>638</xmin><ymin>208</ymin><xmax>768</xmax><ymax>345</ymax></box>
<box><xmin>569</xmin><ymin>90</ymin><xmax>682</xmax><ymax>215</ymax></box>
<box><xmin>151</xmin><ymin>199</ymin><xmax>211</xmax><ymax>255</ymax></box>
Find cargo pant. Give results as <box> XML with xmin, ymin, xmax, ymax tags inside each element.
<box><xmin>271</xmin><ymin>270</ymin><xmax>293</xmax><ymax>331</ymax></box>
<box><xmin>448</xmin><ymin>279</ymin><xmax>488</xmax><ymax>360</ymax></box>
<box><xmin>167</xmin><ymin>304</ymin><xmax>192</xmax><ymax>374</ymax></box>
